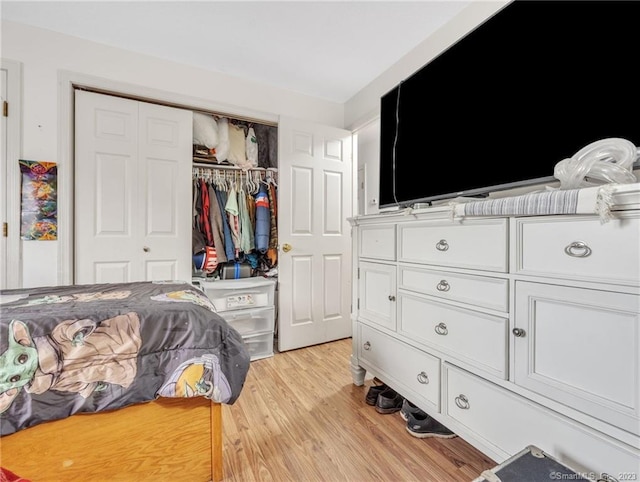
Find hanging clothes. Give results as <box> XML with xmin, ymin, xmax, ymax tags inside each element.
<box><xmin>199</xmin><ymin>178</ymin><xmax>213</xmax><ymax>246</ymax></box>
<box><xmin>225</xmin><ymin>186</ymin><xmax>241</xmax><ymax>260</ymax></box>
<box><xmin>238</xmin><ymin>189</ymin><xmax>254</xmax><ymax>253</ymax></box>
<box><xmin>254</xmin><ymin>184</ymin><xmax>270</xmax><ymax>253</ymax></box>
<box><xmin>266</xmin><ymin>181</ymin><xmax>278</xmax><ymax>267</ymax></box>
<box><xmin>267</xmin><ymin>182</ymin><xmax>278</xmax><ymax>249</ymax></box>
<box><xmin>215</xmin><ymin>188</ymin><xmax>236</xmax><ymax>262</ymax></box>
<box><xmin>207</xmin><ymin>183</ymin><xmax>227</xmax><ymax>264</ymax></box>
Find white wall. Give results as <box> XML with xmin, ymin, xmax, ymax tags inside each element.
<box><xmin>355</xmin><ymin>119</ymin><xmax>381</xmax><ymax>215</ymax></box>
<box><xmin>1</xmin><ymin>20</ymin><xmax>344</xmax><ymax>288</ymax></box>
<box><xmin>344</xmin><ymin>1</ymin><xmax>509</xmax><ymax>130</ymax></box>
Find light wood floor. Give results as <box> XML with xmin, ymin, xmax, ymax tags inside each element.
<box><xmin>221</xmin><ymin>338</ymin><xmax>496</xmax><ymax>482</ymax></box>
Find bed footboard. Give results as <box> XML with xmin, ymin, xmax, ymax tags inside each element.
<box><xmin>0</xmin><ymin>397</ymin><xmax>222</xmax><ymax>482</ymax></box>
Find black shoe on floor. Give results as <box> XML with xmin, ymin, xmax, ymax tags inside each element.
<box><xmin>365</xmin><ymin>382</ymin><xmax>387</xmax><ymax>406</ymax></box>
<box><xmin>400</xmin><ymin>399</ymin><xmax>425</xmax><ymax>422</ymax></box>
<box><xmin>375</xmin><ymin>387</ymin><xmax>404</xmax><ymax>414</ymax></box>
<box><xmin>406</xmin><ymin>411</ymin><xmax>457</xmax><ymax>439</ymax></box>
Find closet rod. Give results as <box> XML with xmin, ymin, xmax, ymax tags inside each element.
<box><xmin>193</xmin><ymin>162</ymin><xmax>277</xmax><ymax>172</ymax></box>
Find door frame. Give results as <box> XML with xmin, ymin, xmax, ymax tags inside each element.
<box><xmin>1</xmin><ymin>59</ymin><xmax>23</xmax><ymax>289</ymax></box>
<box><xmin>57</xmin><ymin>71</ymin><xmax>279</xmax><ymax>284</ymax></box>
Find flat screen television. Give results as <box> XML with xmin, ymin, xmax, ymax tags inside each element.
<box><xmin>379</xmin><ymin>0</ymin><xmax>639</xmax><ymax>209</ymax></box>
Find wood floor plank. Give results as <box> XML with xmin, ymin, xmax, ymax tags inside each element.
<box><xmin>222</xmin><ymin>338</ymin><xmax>495</xmax><ymax>481</ymax></box>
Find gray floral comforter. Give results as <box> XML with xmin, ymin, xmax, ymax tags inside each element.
<box><xmin>0</xmin><ymin>280</ymin><xmax>250</xmax><ymax>435</ymax></box>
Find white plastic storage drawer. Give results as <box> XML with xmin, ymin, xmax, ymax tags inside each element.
<box><xmin>199</xmin><ymin>278</ymin><xmax>276</xmax><ymax>312</ymax></box>
<box><xmin>218</xmin><ymin>306</ymin><xmax>275</xmax><ymax>337</ymax></box>
<box><xmin>243</xmin><ymin>332</ymin><xmax>274</xmax><ymax>361</ymax></box>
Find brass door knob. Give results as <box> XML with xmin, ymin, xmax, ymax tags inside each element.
<box><xmin>282</xmin><ymin>243</ymin><xmax>292</xmax><ymax>252</ymax></box>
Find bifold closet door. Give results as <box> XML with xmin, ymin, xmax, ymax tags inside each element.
<box><xmin>75</xmin><ymin>90</ymin><xmax>192</xmax><ymax>284</ymax></box>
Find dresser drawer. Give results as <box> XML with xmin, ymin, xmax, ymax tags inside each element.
<box><xmin>359</xmin><ymin>323</ymin><xmax>440</xmax><ymax>412</ymax></box>
<box><xmin>398</xmin><ymin>218</ymin><xmax>508</xmax><ymax>272</ymax></box>
<box><xmin>513</xmin><ymin>214</ymin><xmax>640</xmax><ymax>285</ymax></box>
<box><xmin>399</xmin><ymin>265</ymin><xmax>508</xmax><ymax>313</ymax></box>
<box><xmin>359</xmin><ymin>224</ymin><xmax>396</xmax><ymax>261</ymax></box>
<box><xmin>443</xmin><ymin>364</ymin><xmax>640</xmax><ymax>475</ymax></box>
<box><xmin>398</xmin><ymin>293</ymin><xmax>507</xmax><ymax>378</ymax></box>
<box><xmin>514</xmin><ymin>281</ymin><xmax>640</xmax><ymax>435</ymax></box>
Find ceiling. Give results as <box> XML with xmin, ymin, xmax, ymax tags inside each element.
<box><xmin>0</xmin><ymin>1</ymin><xmax>473</xmax><ymax>103</ymax></box>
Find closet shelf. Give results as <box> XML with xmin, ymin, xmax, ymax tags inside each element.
<box><xmin>193</xmin><ymin>160</ymin><xmax>277</xmax><ymax>172</ymax></box>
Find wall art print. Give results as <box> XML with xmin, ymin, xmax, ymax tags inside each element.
<box><xmin>19</xmin><ymin>160</ymin><xmax>58</xmax><ymax>240</ymax></box>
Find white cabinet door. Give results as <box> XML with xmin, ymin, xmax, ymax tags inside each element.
<box><xmin>277</xmin><ymin>117</ymin><xmax>353</xmax><ymax>351</ymax></box>
<box><xmin>75</xmin><ymin>90</ymin><xmax>192</xmax><ymax>284</ymax></box>
<box><xmin>358</xmin><ymin>261</ymin><xmax>397</xmax><ymax>331</ymax></box>
<box><xmin>514</xmin><ymin>281</ymin><xmax>640</xmax><ymax>435</ymax></box>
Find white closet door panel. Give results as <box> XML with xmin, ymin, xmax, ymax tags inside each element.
<box><xmin>138</xmin><ymin>102</ymin><xmax>192</xmax><ymax>283</ymax></box>
<box><xmin>75</xmin><ymin>91</ymin><xmax>140</xmax><ymax>284</ymax></box>
<box><xmin>94</xmin><ymin>261</ymin><xmax>132</xmax><ymax>284</ymax></box>
<box><xmin>75</xmin><ymin>91</ymin><xmax>192</xmax><ymax>284</ymax></box>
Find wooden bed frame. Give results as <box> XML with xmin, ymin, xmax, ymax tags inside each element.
<box><xmin>0</xmin><ymin>396</ymin><xmax>222</xmax><ymax>482</ymax></box>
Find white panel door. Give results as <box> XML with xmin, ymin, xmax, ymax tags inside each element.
<box><xmin>75</xmin><ymin>90</ymin><xmax>191</xmax><ymax>284</ymax></box>
<box><xmin>278</xmin><ymin>117</ymin><xmax>353</xmax><ymax>351</ymax></box>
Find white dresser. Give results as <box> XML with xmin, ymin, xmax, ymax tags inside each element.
<box><xmin>349</xmin><ymin>185</ymin><xmax>640</xmax><ymax>480</ymax></box>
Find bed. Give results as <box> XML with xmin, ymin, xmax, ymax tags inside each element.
<box><xmin>0</xmin><ymin>280</ymin><xmax>251</xmax><ymax>481</ymax></box>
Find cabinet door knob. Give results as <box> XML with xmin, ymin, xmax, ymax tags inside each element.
<box><xmin>388</xmin><ymin>295</ymin><xmax>396</xmax><ymax>302</ymax></box>
<box><xmin>417</xmin><ymin>371</ymin><xmax>429</xmax><ymax>384</ymax></box>
<box><xmin>436</xmin><ymin>239</ymin><xmax>449</xmax><ymax>251</ymax></box>
<box><xmin>434</xmin><ymin>322</ymin><xmax>448</xmax><ymax>335</ymax></box>
<box><xmin>363</xmin><ymin>341</ymin><xmax>371</xmax><ymax>351</ymax></box>
<box><xmin>455</xmin><ymin>394</ymin><xmax>470</xmax><ymax>410</ymax></box>
<box><xmin>436</xmin><ymin>280</ymin><xmax>450</xmax><ymax>292</ymax></box>
<box><xmin>143</xmin><ymin>246</ymin><xmax>150</xmax><ymax>253</ymax></box>
<box><xmin>512</xmin><ymin>327</ymin><xmax>526</xmax><ymax>337</ymax></box>
<box><xmin>564</xmin><ymin>241</ymin><xmax>592</xmax><ymax>258</ymax></box>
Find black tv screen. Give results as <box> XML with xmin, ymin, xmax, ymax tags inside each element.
<box><xmin>379</xmin><ymin>0</ymin><xmax>639</xmax><ymax>208</ymax></box>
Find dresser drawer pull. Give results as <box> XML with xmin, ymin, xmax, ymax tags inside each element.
<box><xmin>363</xmin><ymin>341</ymin><xmax>371</xmax><ymax>351</ymax></box>
<box><xmin>436</xmin><ymin>280</ymin><xmax>450</xmax><ymax>292</ymax></box>
<box><xmin>434</xmin><ymin>322</ymin><xmax>448</xmax><ymax>335</ymax></box>
<box><xmin>512</xmin><ymin>328</ymin><xmax>526</xmax><ymax>337</ymax></box>
<box><xmin>388</xmin><ymin>295</ymin><xmax>396</xmax><ymax>302</ymax></box>
<box><xmin>455</xmin><ymin>394</ymin><xmax>470</xmax><ymax>410</ymax></box>
<box><xmin>417</xmin><ymin>371</ymin><xmax>430</xmax><ymax>384</ymax></box>
<box><xmin>436</xmin><ymin>239</ymin><xmax>449</xmax><ymax>251</ymax></box>
<box><xmin>564</xmin><ymin>241</ymin><xmax>592</xmax><ymax>258</ymax></box>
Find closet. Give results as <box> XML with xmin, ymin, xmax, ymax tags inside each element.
<box><xmin>73</xmin><ymin>87</ymin><xmax>354</xmax><ymax>355</ymax></box>
<box><xmin>189</xmin><ymin>112</ymin><xmax>279</xmax><ymax>360</ymax></box>
<box><xmin>189</xmin><ymin>110</ymin><xmax>279</xmax><ymax>282</ymax></box>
